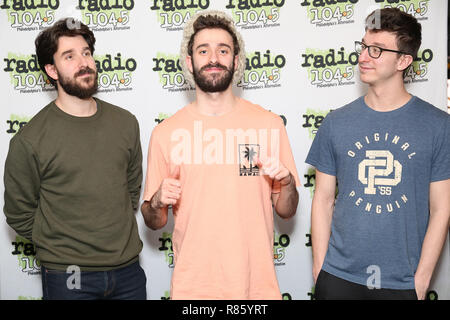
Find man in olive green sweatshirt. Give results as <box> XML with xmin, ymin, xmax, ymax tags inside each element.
<box><xmin>3</xmin><ymin>18</ymin><xmax>146</xmax><ymax>300</ymax></box>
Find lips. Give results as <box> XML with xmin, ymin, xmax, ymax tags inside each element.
<box><xmin>359</xmin><ymin>64</ymin><xmax>373</xmax><ymax>72</ymax></box>
<box><xmin>200</xmin><ymin>63</ymin><xmax>227</xmax><ymax>73</ymax></box>
<box><xmin>75</xmin><ymin>67</ymin><xmax>95</xmax><ymax>78</ymax></box>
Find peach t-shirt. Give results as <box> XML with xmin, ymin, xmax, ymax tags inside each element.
<box><xmin>144</xmin><ymin>98</ymin><xmax>299</xmax><ymax>299</ymax></box>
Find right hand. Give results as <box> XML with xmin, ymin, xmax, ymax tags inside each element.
<box><xmin>151</xmin><ymin>165</ymin><xmax>182</xmax><ymax>209</ymax></box>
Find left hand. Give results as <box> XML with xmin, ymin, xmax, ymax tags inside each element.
<box><xmin>255</xmin><ymin>156</ymin><xmax>292</xmax><ymax>186</ymax></box>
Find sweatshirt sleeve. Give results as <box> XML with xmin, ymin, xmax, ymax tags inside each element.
<box><xmin>127</xmin><ymin>116</ymin><xmax>143</xmax><ymax>211</ymax></box>
<box><xmin>3</xmin><ymin>135</ymin><xmax>41</xmax><ymax>241</ymax></box>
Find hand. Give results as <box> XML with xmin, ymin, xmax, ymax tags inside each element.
<box><xmin>151</xmin><ymin>165</ymin><xmax>181</xmax><ymax>209</ymax></box>
<box><xmin>256</xmin><ymin>156</ymin><xmax>292</xmax><ymax>186</ymax></box>
<box><xmin>414</xmin><ymin>275</ymin><xmax>429</xmax><ymax>300</ymax></box>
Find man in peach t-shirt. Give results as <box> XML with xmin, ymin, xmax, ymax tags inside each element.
<box><xmin>141</xmin><ymin>10</ymin><xmax>300</xmax><ymax>299</ymax></box>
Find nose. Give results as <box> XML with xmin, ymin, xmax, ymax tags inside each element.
<box><xmin>358</xmin><ymin>47</ymin><xmax>370</xmax><ymax>63</ymax></box>
<box><xmin>79</xmin><ymin>54</ymin><xmax>91</xmax><ymax>67</ymax></box>
<box><xmin>208</xmin><ymin>50</ymin><xmax>219</xmax><ymax>64</ymax></box>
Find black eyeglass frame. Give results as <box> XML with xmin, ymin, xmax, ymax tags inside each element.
<box><xmin>354</xmin><ymin>41</ymin><xmax>412</xmax><ymax>59</ymax></box>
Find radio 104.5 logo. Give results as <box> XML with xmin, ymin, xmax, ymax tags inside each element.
<box><xmin>150</xmin><ymin>0</ymin><xmax>210</xmax><ymax>32</ymax></box>
<box><xmin>273</xmin><ymin>232</ymin><xmax>290</xmax><ymax>266</ymax></box>
<box><xmin>77</xmin><ymin>0</ymin><xmax>134</xmax><ymax>31</ymax></box>
<box><xmin>301</xmin><ymin>47</ymin><xmax>357</xmax><ymax>88</ymax></box>
<box><xmin>94</xmin><ymin>52</ymin><xmax>136</xmax><ymax>93</ymax></box>
<box><xmin>238</xmin><ymin>50</ymin><xmax>286</xmax><ymax>90</ymax></box>
<box><xmin>1</xmin><ymin>0</ymin><xmax>58</xmax><ymax>31</ymax></box>
<box><xmin>152</xmin><ymin>52</ymin><xmax>194</xmax><ymax>92</ymax></box>
<box><xmin>300</xmin><ymin>0</ymin><xmax>358</xmax><ymax>27</ymax></box>
<box><xmin>404</xmin><ymin>48</ymin><xmax>433</xmax><ymax>84</ymax></box>
<box><xmin>3</xmin><ymin>53</ymin><xmax>54</xmax><ymax>93</ymax></box>
<box><xmin>226</xmin><ymin>0</ymin><xmax>285</xmax><ymax>30</ymax></box>
<box><xmin>376</xmin><ymin>0</ymin><xmax>430</xmax><ymax>21</ymax></box>
<box><xmin>12</xmin><ymin>235</ymin><xmax>41</xmax><ymax>275</ymax></box>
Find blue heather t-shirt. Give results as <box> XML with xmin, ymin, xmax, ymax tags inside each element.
<box><xmin>306</xmin><ymin>96</ymin><xmax>450</xmax><ymax>289</ymax></box>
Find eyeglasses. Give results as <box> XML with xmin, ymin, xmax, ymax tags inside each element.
<box><xmin>354</xmin><ymin>41</ymin><xmax>411</xmax><ymax>59</ymax></box>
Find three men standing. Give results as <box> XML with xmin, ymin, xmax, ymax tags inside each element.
<box><xmin>3</xmin><ymin>7</ymin><xmax>449</xmax><ymax>301</ymax></box>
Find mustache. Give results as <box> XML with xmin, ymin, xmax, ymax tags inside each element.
<box><xmin>199</xmin><ymin>63</ymin><xmax>229</xmax><ymax>72</ymax></box>
<box><xmin>75</xmin><ymin>67</ymin><xmax>96</xmax><ymax>77</ymax></box>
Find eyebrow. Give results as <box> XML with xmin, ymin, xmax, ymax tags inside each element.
<box><xmin>60</xmin><ymin>46</ymin><xmax>91</xmax><ymax>57</ymax></box>
<box><xmin>362</xmin><ymin>38</ymin><xmax>388</xmax><ymax>48</ymax></box>
<box><xmin>195</xmin><ymin>43</ymin><xmax>232</xmax><ymax>50</ymax></box>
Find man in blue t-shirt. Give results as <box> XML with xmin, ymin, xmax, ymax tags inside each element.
<box><xmin>306</xmin><ymin>8</ymin><xmax>450</xmax><ymax>300</ymax></box>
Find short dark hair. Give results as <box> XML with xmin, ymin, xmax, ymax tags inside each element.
<box><xmin>35</xmin><ymin>18</ymin><xmax>96</xmax><ymax>86</ymax></box>
<box><xmin>365</xmin><ymin>8</ymin><xmax>422</xmax><ymax>60</ymax></box>
<box><xmin>187</xmin><ymin>14</ymin><xmax>240</xmax><ymax>57</ymax></box>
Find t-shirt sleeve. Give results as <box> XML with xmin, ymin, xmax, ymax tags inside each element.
<box><xmin>271</xmin><ymin>115</ymin><xmax>300</xmax><ymax>194</ymax></box>
<box><xmin>305</xmin><ymin>113</ymin><xmax>336</xmax><ymax>176</ymax></box>
<box><xmin>143</xmin><ymin>126</ymin><xmax>169</xmax><ymax>202</ymax></box>
<box><xmin>431</xmin><ymin>116</ymin><xmax>450</xmax><ymax>182</ymax></box>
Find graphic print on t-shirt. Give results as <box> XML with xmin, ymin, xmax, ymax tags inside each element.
<box><xmin>239</xmin><ymin>144</ymin><xmax>260</xmax><ymax>176</ymax></box>
<box><xmin>346</xmin><ymin>132</ymin><xmax>416</xmax><ymax>214</ymax></box>
<box><xmin>358</xmin><ymin>150</ymin><xmax>402</xmax><ymax>195</ymax></box>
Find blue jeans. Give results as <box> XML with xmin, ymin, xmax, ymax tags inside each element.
<box><xmin>41</xmin><ymin>261</ymin><xmax>147</xmax><ymax>300</ymax></box>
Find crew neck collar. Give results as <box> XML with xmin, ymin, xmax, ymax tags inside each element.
<box><xmin>51</xmin><ymin>97</ymin><xmax>102</xmax><ymax>122</ymax></box>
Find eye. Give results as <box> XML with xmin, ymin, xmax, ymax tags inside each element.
<box><xmin>372</xmin><ymin>47</ymin><xmax>382</xmax><ymax>54</ymax></box>
<box><xmin>83</xmin><ymin>51</ymin><xmax>92</xmax><ymax>57</ymax></box>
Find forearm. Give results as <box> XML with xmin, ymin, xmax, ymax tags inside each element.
<box><xmin>4</xmin><ymin>181</ymin><xmax>35</xmax><ymax>241</ymax></box>
<box><xmin>311</xmin><ymin>196</ymin><xmax>334</xmax><ymax>280</ymax></box>
<box><xmin>415</xmin><ymin>211</ymin><xmax>450</xmax><ymax>287</ymax></box>
<box><xmin>4</xmin><ymin>190</ymin><xmax>37</xmax><ymax>241</ymax></box>
<box><xmin>414</xmin><ymin>179</ymin><xmax>450</xmax><ymax>299</ymax></box>
<box><xmin>4</xmin><ymin>210</ymin><xmax>35</xmax><ymax>241</ymax></box>
<box><xmin>127</xmin><ymin>129</ymin><xmax>143</xmax><ymax>211</ymax></box>
<box><xmin>274</xmin><ymin>173</ymin><xmax>299</xmax><ymax>219</ymax></box>
<box><xmin>141</xmin><ymin>197</ymin><xmax>168</xmax><ymax>230</ymax></box>
<box><xmin>128</xmin><ymin>174</ymin><xmax>142</xmax><ymax>211</ymax></box>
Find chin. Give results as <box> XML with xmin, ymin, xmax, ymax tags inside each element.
<box><xmin>359</xmin><ymin>74</ymin><xmax>374</xmax><ymax>85</ymax></box>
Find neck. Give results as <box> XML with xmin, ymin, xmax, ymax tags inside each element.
<box><xmin>55</xmin><ymin>89</ymin><xmax>97</xmax><ymax>117</ymax></box>
<box><xmin>193</xmin><ymin>86</ymin><xmax>237</xmax><ymax>116</ymax></box>
<box><xmin>365</xmin><ymin>77</ymin><xmax>411</xmax><ymax>112</ymax></box>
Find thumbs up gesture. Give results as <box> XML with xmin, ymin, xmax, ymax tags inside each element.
<box><xmin>152</xmin><ymin>165</ymin><xmax>182</xmax><ymax>208</ymax></box>
<box><xmin>255</xmin><ymin>156</ymin><xmax>293</xmax><ymax>187</ymax></box>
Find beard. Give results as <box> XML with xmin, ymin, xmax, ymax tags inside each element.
<box><xmin>57</xmin><ymin>67</ymin><xmax>98</xmax><ymax>99</ymax></box>
<box><xmin>192</xmin><ymin>59</ymin><xmax>235</xmax><ymax>93</ymax></box>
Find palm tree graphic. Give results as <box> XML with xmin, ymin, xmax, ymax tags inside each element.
<box><xmin>243</xmin><ymin>146</ymin><xmax>258</xmax><ymax>173</ymax></box>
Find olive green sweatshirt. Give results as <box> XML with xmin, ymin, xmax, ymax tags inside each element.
<box><xmin>3</xmin><ymin>98</ymin><xmax>143</xmax><ymax>271</ymax></box>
